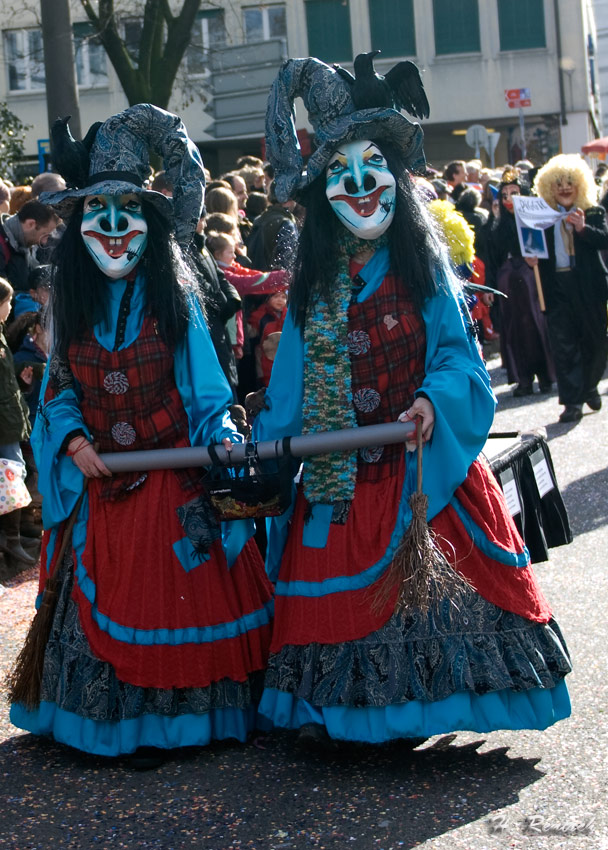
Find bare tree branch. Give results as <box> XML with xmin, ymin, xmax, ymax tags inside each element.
<box><xmin>76</xmin><ymin>0</ymin><xmax>204</xmax><ymax>109</ymax></box>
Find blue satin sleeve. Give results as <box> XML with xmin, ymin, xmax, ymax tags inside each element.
<box><xmin>31</xmin><ymin>364</ymin><xmax>90</xmax><ymax>529</ymax></box>
<box><xmin>417</xmin><ymin>271</ymin><xmax>496</xmax><ymax>521</ymax></box>
<box><xmin>174</xmin><ymin>295</ymin><xmax>240</xmax><ymax>448</ymax></box>
<box><xmin>253</xmin><ymin>308</ymin><xmax>304</xmax><ymax>443</ymax></box>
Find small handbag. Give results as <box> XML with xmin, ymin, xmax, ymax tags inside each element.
<box><xmin>203</xmin><ymin>438</ymin><xmax>293</xmax><ymax>520</ymax></box>
<box><xmin>0</xmin><ymin>458</ymin><xmax>32</xmax><ymax>516</ymax></box>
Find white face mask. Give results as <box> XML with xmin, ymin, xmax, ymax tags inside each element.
<box><xmin>325</xmin><ymin>140</ymin><xmax>396</xmax><ymax>239</ymax></box>
<box><xmin>81</xmin><ymin>193</ymin><xmax>148</xmax><ymax>280</ymax></box>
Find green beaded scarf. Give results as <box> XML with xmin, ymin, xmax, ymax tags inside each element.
<box><xmin>302</xmin><ymin>228</ymin><xmax>389</xmax><ymax>506</ymax></box>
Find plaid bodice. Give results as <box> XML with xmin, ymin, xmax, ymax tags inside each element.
<box><xmin>68</xmin><ymin>316</ymin><xmax>200</xmax><ymax>499</ymax></box>
<box><xmin>348</xmin><ymin>270</ymin><xmax>426</xmax><ymax>481</ymax></box>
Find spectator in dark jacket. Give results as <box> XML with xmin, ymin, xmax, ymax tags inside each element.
<box><xmin>189</xmin><ymin>223</ymin><xmax>241</xmax><ymax>399</ymax></box>
<box><xmin>0</xmin><ymin>201</ymin><xmax>59</xmax><ymax>292</ymax></box>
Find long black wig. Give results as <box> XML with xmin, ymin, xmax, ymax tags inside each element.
<box><xmin>50</xmin><ymin>199</ymin><xmax>192</xmax><ymax>359</ymax></box>
<box><xmin>289</xmin><ymin>140</ymin><xmax>444</xmax><ymax>330</ymax></box>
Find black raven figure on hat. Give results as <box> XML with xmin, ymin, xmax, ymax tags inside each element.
<box><xmin>334</xmin><ymin>50</ymin><xmax>430</xmax><ymax>119</ymax></box>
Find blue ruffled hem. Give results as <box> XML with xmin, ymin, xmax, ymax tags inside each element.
<box><xmin>10</xmin><ymin>701</ymin><xmax>272</xmax><ymax>757</ymax></box>
<box><xmin>258</xmin><ymin>680</ymin><xmax>571</xmax><ymax>742</ymax></box>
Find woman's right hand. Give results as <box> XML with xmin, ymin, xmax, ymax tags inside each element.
<box><xmin>524</xmin><ymin>256</ymin><xmax>538</xmax><ymax>268</ymax></box>
<box><xmin>67</xmin><ymin>437</ymin><xmax>112</xmax><ymax>478</ymax></box>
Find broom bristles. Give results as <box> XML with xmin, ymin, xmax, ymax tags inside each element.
<box><xmin>6</xmin><ymin>575</ymin><xmax>59</xmax><ymax>709</ymax></box>
<box><xmin>372</xmin><ymin>491</ymin><xmax>470</xmax><ymax>616</ymax></box>
<box><xmin>6</xmin><ymin>486</ymin><xmax>86</xmax><ymax>710</ymax></box>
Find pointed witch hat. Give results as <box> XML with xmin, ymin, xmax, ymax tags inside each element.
<box><xmin>265</xmin><ymin>51</ymin><xmax>429</xmax><ymax>202</ymax></box>
<box><xmin>40</xmin><ymin>103</ymin><xmax>205</xmax><ymax>246</ymax></box>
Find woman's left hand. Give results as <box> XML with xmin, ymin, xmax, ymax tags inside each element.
<box><xmin>398</xmin><ymin>396</ymin><xmax>435</xmax><ymax>452</ymax></box>
<box><xmin>566</xmin><ymin>207</ymin><xmax>585</xmax><ymax>232</ymax></box>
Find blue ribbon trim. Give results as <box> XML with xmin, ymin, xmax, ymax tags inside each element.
<box><xmin>448</xmin><ymin>495</ymin><xmax>530</xmax><ymax>567</ymax></box>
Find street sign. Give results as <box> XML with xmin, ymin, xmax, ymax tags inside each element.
<box><xmin>37</xmin><ymin>139</ymin><xmax>50</xmax><ymax>174</ymax></box>
<box><xmin>487</xmin><ymin>132</ymin><xmax>501</xmax><ymax>168</ymax></box>
<box><xmin>465</xmin><ymin>124</ymin><xmax>489</xmax><ymax>157</ymax></box>
<box><xmin>505</xmin><ymin>88</ymin><xmax>531</xmax><ymax>108</ymax></box>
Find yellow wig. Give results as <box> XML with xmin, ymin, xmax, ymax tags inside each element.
<box><xmin>533</xmin><ymin>154</ymin><xmax>598</xmax><ymax>210</ymax></box>
<box><xmin>427</xmin><ymin>200</ymin><xmax>475</xmax><ymax>268</ymax></box>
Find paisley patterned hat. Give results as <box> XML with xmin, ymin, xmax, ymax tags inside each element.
<box><xmin>40</xmin><ymin>103</ymin><xmax>205</xmax><ymax>246</ymax></box>
<box><xmin>265</xmin><ymin>54</ymin><xmax>429</xmax><ymax>202</ymax></box>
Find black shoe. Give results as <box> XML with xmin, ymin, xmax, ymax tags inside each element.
<box><xmin>559</xmin><ymin>405</ymin><xmax>583</xmax><ymax>423</ymax></box>
<box><xmin>297</xmin><ymin>723</ymin><xmax>339</xmax><ymax>752</ymax></box>
<box><xmin>538</xmin><ymin>381</ymin><xmax>553</xmax><ymax>394</ymax></box>
<box><xmin>513</xmin><ymin>383</ymin><xmax>534</xmax><ymax>397</ymax></box>
<box><xmin>0</xmin><ymin>537</ymin><xmax>37</xmax><ymax>565</ymax></box>
<box><xmin>128</xmin><ymin>747</ymin><xmax>166</xmax><ymax>770</ymax></box>
<box><xmin>586</xmin><ymin>392</ymin><xmax>602</xmax><ymax>411</ymax></box>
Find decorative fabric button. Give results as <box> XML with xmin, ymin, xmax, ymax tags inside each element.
<box><xmin>103</xmin><ymin>371</ymin><xmax>129</xmax><ymax>394</ymax></box>
<box><xmin>360</xmin><ymin>446</ymin><xmax>384</xmax><ymax>464</ymax></box>
<box><xmin>353</xmin><ymin>387</ymin><xmax>381</xmax><ymax>413</ymax></box>
<box><xmin>111</xmin><ymin>422</ymin><xmax>136</xmax><ymax>446</ymax></box>
<box><xmin>347</xmin><ymin>330</ymin><xmax>372</xmax><ymax>355</ymax></box>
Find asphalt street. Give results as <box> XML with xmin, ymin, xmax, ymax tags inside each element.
<box><xmin>0</xmin><ymin>351</ymin><xmax>607</xmax><ymax>850</ymax></box>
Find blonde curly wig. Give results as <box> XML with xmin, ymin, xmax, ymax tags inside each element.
<box><xmin>534</xmin><ymin>154</ymin><xmax>598</xmax><ymax>210</ymax></box>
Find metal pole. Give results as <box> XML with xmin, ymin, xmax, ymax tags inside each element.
<box><xmin>98</xmin><ymin>421</ymin><xmax>417</xmax><ymax>473</ymax></box>
<box><xmin>518</xmin><ymin>108</ymin><xmax>527</xmax><ymax>159</ymax></box>
<box><xmin>40</xmin><ymin>0</ymin><xmax>82</xmax><ymax>141</ymax></box>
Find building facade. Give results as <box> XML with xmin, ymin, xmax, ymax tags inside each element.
<box><xmin>0</xmin><ymin>0</ymin><xmax>601</xmax><ymax>178</ymax></box>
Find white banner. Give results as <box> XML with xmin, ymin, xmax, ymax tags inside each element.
<box><xmin>511</xmin><ymin>195</ymin><xmax>565</xmax><ymax>230</ymax></box>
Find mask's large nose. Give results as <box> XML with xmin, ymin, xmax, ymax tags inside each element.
<box><xmin>344</xmin><ymin>168</ymin><xmax>377</xmax><ymax>195</ymax></box>
<box><xmin>98</xmin><ymin>203</ymin><xmax>130</xmax><ymax>233</ymax></box>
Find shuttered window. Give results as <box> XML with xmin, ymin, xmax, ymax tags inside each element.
<box><xmin>433</xmin><ymin>0</ymin><xmax>480</xmax><ymax>55</ymax></box>
<box><xmin>305</xmin><ymin>0</ymin><xmax>353</xmax><ymax>63</ymax></box>
<box><xmin>498</xmin><ymin>0</ymin><xmax>546</xmax><ymax>51</ymax></box>
<box><xmin>368</xmin><ymin>0</ymin><xmax>416</xmax><ymax>58</ymax></box>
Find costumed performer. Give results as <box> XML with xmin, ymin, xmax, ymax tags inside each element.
<box><xmin>9</xmin><ymin>105</ymin><xmax>273</xmax><ymax>766</ymax></box>
<box><xmin>253</xmin><ymin>54</ymin><xmax>571</xmax><ymax>746</ymax></box>
<box><xmin>485</xmin><ymin>169</ymin><xmax>555</xmax><ymax>397</ymax></box>
<box><xmin>533</xmin><ymin>154</ymin><xmax>608</xmax><ymax>422</ymax></box>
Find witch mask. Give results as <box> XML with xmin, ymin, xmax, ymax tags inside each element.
<box><xmin>325</xmin><ymin>140</ymin><xmax>396</xmax><ymax>239</ymax></box>
<box><xmin>81</xmin><ymin>193</ymin><xmax>148</xmax><ymax>279</ymax></box>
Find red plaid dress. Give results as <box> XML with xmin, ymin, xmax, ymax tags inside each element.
<box><xmin>46</xmin><ymin>317</ymin><xmax>274</xmax><ymax>690</ymax></box>
<box><xmin>270</xmin><ymin>270</ymin><xmax>550</xmax><ymax>651</ymax></box>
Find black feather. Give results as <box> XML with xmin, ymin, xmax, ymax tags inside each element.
<box><xmin>50</xmin><ymin>116</ymin><xmax>92</xmax><ymax>188</ymax></box>
<box><xmin>332</xmin><ymin>64</ymin><xmax>355</xmax><ymax>85</ymax></box>
<box><xmin>384</xmin><ymin>61</ymin><xmax>430</xmax><ymax>120</ymax></box>
<box><xmin>345</xmin><ymin>51</ymin><xmax>430</xmax><ymax>120</ymax></box>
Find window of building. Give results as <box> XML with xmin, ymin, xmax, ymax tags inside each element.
<box><xmin>123</xmin><ymin>18</ymin><xmax>143</xmax><ymax>67</ymax></box>
<box><xmin>305</xmin><ymin>0</ymin><xmax>353</xmax><ymax>64</ymax></box>
<box><xmin>74</xmin><ymin>22</ymin><xmax>108</xmax><ymax>88</ymax></box>
<box><xmin>185</xmin><ymin>10</ymin><xmax>226</xmax><ymax>74</ymax></box>
<box><xmin>433</xmin><ymin>0</ymin><xmax>480</xmax><ymax>55</ymax></box>
<box><xmin>497</xmin><ymin>0</ymin><xmax>546</xmax><ymax>51</ymax></box>
<box><xmin>4</xmin><ymin>28</ymin><xmax>45</xmax><ymax>92</ymax></box>
<box><xmin>368</xmin><ymin>0</ymin><xmax>416</xmax><ymax>57</ymax></box>
<box><xmin>243</xmin><ymin>4</ymin><xmax>287</xmax><ymax>43</ymax></box>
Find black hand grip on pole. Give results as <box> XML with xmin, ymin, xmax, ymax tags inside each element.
<box><xmin>97</xmin><ymin>420</ymin><xmax>417</xmax><ymax>473</ymax></box>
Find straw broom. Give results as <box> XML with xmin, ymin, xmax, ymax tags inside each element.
<box><xmin>7</xmin><ymin>485</ymin><xmax>87</xmax><ymax>709</ymax></box>
<box><xmin>374</xmin><ymin>418</ymin><xmax>469</xmax><ymax>615</ymax></box>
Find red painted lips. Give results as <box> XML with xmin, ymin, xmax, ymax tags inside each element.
<box><xmin>329</xmin><ymin>185</ymin><xmax>391</xmax><ymax>217</ymax></box>
<box><xmin>82</xmin><ymin>230</ymin><xmax>144</xmax><ymax>258</ymax></box>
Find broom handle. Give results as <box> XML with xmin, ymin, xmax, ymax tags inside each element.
<box><xmin>49</xmin><ymin>482</ymin><xmax>88</xmax><ymax>577</ymax></box>
<box><xmin>416</xmin><ymin>417</ymin><xmax>423</xmax><ymax>495</ymax></box>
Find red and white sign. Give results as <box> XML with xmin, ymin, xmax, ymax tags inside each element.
<box><xmin>505</xmin><ymin>88</ymin><xmax>531</xmax><ymax>108</ymax></box>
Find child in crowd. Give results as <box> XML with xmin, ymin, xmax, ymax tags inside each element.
<box><xmin>247</xmin><ymin>289</ymin><xmax>288</xmax><ymax>387</ymax></box>
<box><xmin>207</xmin><ymin>231</ymin><xmax>289</xmax><ymax>394</ymax></box>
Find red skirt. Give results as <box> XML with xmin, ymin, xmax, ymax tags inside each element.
<box><xmin>270</xmin><ymin>457</ymin><xmax>552</xmax><ymax>652</ymax></box>
<box><xmin>43</xmin><ymin>469</ymin><xmax>273</xmax><ymax>690</ymax></box>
